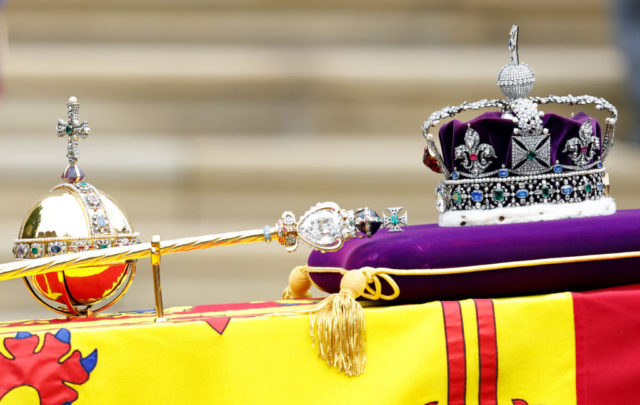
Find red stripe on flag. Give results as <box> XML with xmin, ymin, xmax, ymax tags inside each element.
<box><xmin>573</xmin><ymin>285</ymin><xmax>640</xmax><ymax>404</ymax></box>
<box><xmin>475</xmin><ymin>299</ymin><xmax>498</xmax><ymax>405</ymax></box>
<box><xmin>441</xmin><ymin>301</ymin><xmax>466</xmax><ymax>405</ymax></box>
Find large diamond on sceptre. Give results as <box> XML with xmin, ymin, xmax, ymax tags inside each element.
<box><xmin>279</xmin><ymin>202</ymin><xmax>357</xmax><ymax>252</ymax></box>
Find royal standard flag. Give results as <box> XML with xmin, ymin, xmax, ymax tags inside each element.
<box><xmin>0</xmin><ymin>285</ymin><xmax>638</xmax><ymax>404</ymax></box>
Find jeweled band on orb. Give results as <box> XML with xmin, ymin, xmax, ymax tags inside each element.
<box><xmin>13</xmin><ymin>234</ymin><xmax>141</xmax><ymax>259</ymax></box>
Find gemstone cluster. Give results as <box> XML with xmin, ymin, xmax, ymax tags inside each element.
<box><xmin>74</xmin><ymin>182</ymin><xmax>112</xmax><ymax>234</ymax></box>
<box><xmin>13</xmin><ymin>235</ymin><xmax>141</xmax><ymax>259</ymax></box>
<box><xmin>274</xmin><ymin>203</ymin><xmax>406</xmax><ymax>252</ymax></box>
<box><xmin>438</xmin><ymin>169</ymin><xmax>607</xmax><ymax>213</ymax></box>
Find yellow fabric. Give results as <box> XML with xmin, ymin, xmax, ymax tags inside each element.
<box><xmin>1</xmin><ymin>387</ymin><xmax>40</xmax><ymax>404</ymax></box>
<box><xmin>0</xmin><ymin>293</ymin><xmax>577</xmax><ymax>404</ymax></box>
<box><xmin>494</xmin><ymin>293</ymin><xmax>577</xmax><ymax>404</ymax></box>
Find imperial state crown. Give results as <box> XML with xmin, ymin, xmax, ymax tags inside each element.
<box><xmin>13</xmin><ymin>97</ymin><xmax>139</xmax><ymax>316</ymax></box>
<box><xmin>422</xmin><ymin>25</ymin><xmax>617</xmax><ymax>226</ymax></box>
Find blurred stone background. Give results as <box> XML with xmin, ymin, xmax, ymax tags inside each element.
<box><xmin>0</xmin><ymin>0</ymin><xmax>637</xmax><ymax>320</ymax></box>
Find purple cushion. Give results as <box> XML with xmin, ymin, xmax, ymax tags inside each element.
<box><xmin>307</xmin><ymin>209</ymin><xmax>640</xmax><ymax>301</ymax></box>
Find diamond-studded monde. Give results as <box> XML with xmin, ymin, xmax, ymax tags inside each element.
<box><xmin>497</xmin><ymin>63</ymin><xmax>535</xmax><ymax>100</ymax></box>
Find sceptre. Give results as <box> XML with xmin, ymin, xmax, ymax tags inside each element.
<box><xmin>0</xmin><ymin>202</ymin><xmax>406</xmax><ymax>283</ymax></box>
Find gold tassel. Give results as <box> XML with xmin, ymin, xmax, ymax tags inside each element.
<box><xmin>309</xmin><ymin>270</ymin><xmax>367</xmax><ymax>376</ymax></box>
<box><xmin>282</xmin><ymin>266</ymin><xmax>313</xmax><ymax>299</ymax></box>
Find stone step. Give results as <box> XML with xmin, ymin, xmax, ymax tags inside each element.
<box><xmin>5</xmin><ymin>4</ymin><xmax>611</xmax><ymax>46</ymax></box>
<box><xmin>8</xmin><ymin>0</ymin><xmax>607</xmax><ymax>9</ymax></box>
<box><xmin>0</xmin><ymin>44</ymin><xmax>626</xmax><ymax>136</ymax></box>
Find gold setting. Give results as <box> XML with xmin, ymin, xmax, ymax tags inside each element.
<box><xmin>23</xmin><ymin>261</ymin><xmax>136</xmax><ymax>317</ymax></box>
<box><xmin>150</xmin><ymin>234</ymin><xmax>165</xmax><ymax>320</ymax></box>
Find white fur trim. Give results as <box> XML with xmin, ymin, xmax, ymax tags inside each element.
<box><xmin>438</xmin><ymin>197</ymin><xmax>616</xmax><ymax>227</ymax></box>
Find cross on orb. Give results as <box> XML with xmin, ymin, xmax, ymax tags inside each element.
<box><xmin>56</xmin><ymin>96</ymin><xmax>91</xmax><ymax>183</ymax></box>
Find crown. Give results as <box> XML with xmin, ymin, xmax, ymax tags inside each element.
<box><xmin>421</xmin><ymin>25</ymin><xmax>618</xmax><ymax>226</ymax></box>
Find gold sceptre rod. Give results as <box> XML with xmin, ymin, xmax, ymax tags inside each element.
<box><xmin>0</xmin><ymin>202</ymin><xmax>397</xmax><ymax>283</ymax></box>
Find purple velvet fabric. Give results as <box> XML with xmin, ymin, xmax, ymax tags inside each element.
<box><xmin>438</xmin><ymin>112</ymin><xmax>602</xmax><ymax>173</ymax></box>
<box><xmin>308</xmin><ymin>209</ymin><xmax>640</xmax><ymax>301</ymax></box>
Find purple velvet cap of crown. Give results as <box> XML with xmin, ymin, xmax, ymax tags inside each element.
<box><xmin>307</xmin><ymin>209</ymin><xmax>640</xmax><ymax>301</ymax></box>
<box><xmin>438</xmin><ymin>112</ymin><xmax>602</xmax><ymax>173</ymax></box>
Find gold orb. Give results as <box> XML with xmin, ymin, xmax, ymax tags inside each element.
<box><xmin>14</xmin><ymin>182</ymin><xmax>139</xmax><ymax>316</ymax></box>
